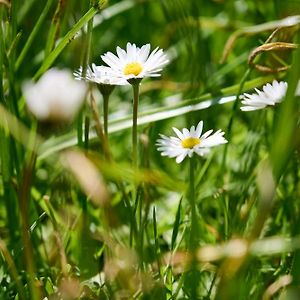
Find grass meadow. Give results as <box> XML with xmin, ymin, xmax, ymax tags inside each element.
<box><xmin>1</xmin><ymin>0</ymin><xmax>300</xmax><ymax>299</ymax></box>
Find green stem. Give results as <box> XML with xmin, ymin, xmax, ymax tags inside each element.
<box><xmin>84</xmin><ymin>115</ymin><xmax>90</xmax><ymax>150</ymax></box>
<box><xmin>77</xmin><ymin>110</ymin><xmax>83</xmax><ymax>147</ymax></box>
<box><xmin>222</xmin><ymin>195</ymin><xmax>229</xmax><ymax>240</ymax></box>
<box><xmin>19</xmin><ymin>150</ymin><xmax>39</xmax><ymax>300</ymax></box>
<box><xmin>189</xmin><ymin>156</ymin><xmax>198</xmax><ymax>251</ymax></box>
<box><xmin>103</xmin><ymin>93</ymin><xmax>110</xmax><ymax>137</ymax></box>
<box><xmin>90</xmin><ymin>92</ymin><xmax>111</xmax><ymax>160</ymax></box>
<box><xmin>0</xmin><ymin>9</ymin><xmax>4</xmax><ymax>104</ymax></box>
<box><xmin>132</xmin><ymin>82</ymin><xmax>140</xmax><ymax>168</ymax></box>
<box><xmin>185</xmin><ymin>157</ymin><xmax>199</xmax><ymax>300</ymax></box>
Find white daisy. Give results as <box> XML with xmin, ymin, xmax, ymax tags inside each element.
<box><xmin>74</xmin><ymin>64</ymin><xmax>127</xmax><ymax>86</ymax></box>
<box><xmin>156</xmin><ymin>121</ymin><xmax>228</xmax><ymax>164</ymax></box>
<box><xmin>23</xmin><ymin>68</ymin><xmax>87</xmax><ymax>122</ymax></box>
<box><xmin>240</xmin><ymin>80</ymin><xmax>287</xmax><ymax>111</ymax></box>
<box><xmin>100</xmin><ymin>42</ymin><xmax>169</xmax><ymax>81</ymax></box>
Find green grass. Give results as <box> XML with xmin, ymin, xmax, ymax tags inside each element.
<box><xmin>1</xmin><ymin>0</ymin><xmax>300</xmax><ymax>299</ymax></box>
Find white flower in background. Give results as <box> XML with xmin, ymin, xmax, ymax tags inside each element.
<box><xmin>74</xmin><ymin>64</ymin><xmax>127</xmax><ymax>86</ymax></box>
<box><xmin>23</xmin><ymin>68</ymin><xmax>87</xmax><ymax>122</ymax></box>
<box><xmin>156</xmin><ymin>121</ymin><xmax>228</xmax><ymax>163</ymax></box>
<box><xmin>240</xmin><ymin>80</ymin><xmax>287</xmax><ymax>111</ymax></box>
<box><xmin>100</xmin><ymin>42</ymin><xmax>169</xmax><ymax>81</ymax></box>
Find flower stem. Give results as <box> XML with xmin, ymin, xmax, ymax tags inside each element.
<box><xmin>103</xmin><ymin>93</ymin><xmax>109</xmax><ymax>137</ymax></box>
<box><xmin>90</xmin><ymin>92</ymin><xmax>111</xmax><ymax>161</ymax></box>
<box><xmin>132</xmin><ymin>82</ymin><xmax>140</xmax><ymax>168</ymax></box>
<box><xmin>189</xmin><ymin>156</ymin><xmax>198</xmax><ymax>251</ymax></box>
<box><xmin>185</xmin><ymin>156</ymin><xmax>200</xmax><ymax>299</ymax></box>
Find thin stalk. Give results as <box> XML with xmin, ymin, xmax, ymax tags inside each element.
<box><xmin>138</xmin><ymin>189</ymin><xmax>144</xmax><ymax>269</ymax></box>
<box><xmin>222</xmin><ymin>195</ymin><xmax>229</xmax><ymax>240</ymax></box>
<box><xmin>0</xmin><ymin>8</ymin><xmax>5</xmax><ymax>103</ymax></box>
<box><xmin>189</xmin><ymin>156</ymin><xmax>198</xmax><ymax>251</ymax></box>
<box><xmin>84</xmin><ymin>115</ymin><xmax>90</xmax><ymax>150</ymax></box>
<box><xmin>77</xmin><ymin>110</ymin><xmax>83</xmax><ymax>147</ymax></box>
<box><xmin>152</xmin><ymin>207</ymin><xmax>161</xmax><ymax>275</ymax></box>
<box><xmin>103</xmin><ymin>93</ymin><xmax>110</xmax><ymax>137</ymax></box>
<box><xmin>19</xmin><ymin>150</ymin><xmax>40</xmax><ymax>300</ymax></box>
<box><xmin>132</xmin><ymin>82</ymin><xmax>140</xmax><ymax>168</ymax></box>
<box><xmin>90</xmin><ymin>92</ymin><xmax>111</xmax><ymax>160</ymax></box>
<box><xmin>92</xmin><ymin>90</ymin><xmax>139</xmax><ymax>250</ymax></box>
<box><xmin>187</xmin><ymin>156</ymin><xmax>199</xmax><ymax>300</ymax></box>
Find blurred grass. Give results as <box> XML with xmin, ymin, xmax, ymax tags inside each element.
<box><xmin>1</xmin><ymin>0</ymin><xmax>300</xmax><ymax>299</ymax></box>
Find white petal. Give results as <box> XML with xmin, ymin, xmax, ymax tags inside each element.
<box><xmin>190</xmin><ymin>125</ymin><xmax>195</xmax><ymax>136</ymax></box>
<box><xmin>201</xmin><ymin>131</ymin><xmax>227</xmax><ymax>147</ymax></box>
<box><xmin>116</xmin><ymin>46</ymin><xmax>127</xmax><ymax>62</ymax></box>
<box><xmin>176</xmin><ymin>152</ymin><xmax>188</xmax><ymax>164</ymax></box>
<box><xmin>201</xmin><ymin>129</ymin><xmax>213</xmax><ymax>139</ymax></box>
<box><xmin>195</xmin><ymin>121</ymin><xmax>203</xmax><ymax>137</ymax></box>
<box><xmin>138</xmin><ymin>44</ymin><xmax>151</xmax><ymax>62</ymax></box>
<box><xmin>172</xmin><ymin>127</ymin><xmax>185</xmax><ymax>140</ymax></box>
<box><xmin>182</xmin><ymin>128</ymin><xmax>190</xmax><ymax>138</ymax></box>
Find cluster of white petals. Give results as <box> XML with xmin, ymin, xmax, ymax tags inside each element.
<box><xmin>240</xmin><ymin>80</ymin><xmax>291</xmax><ymax>111</ymax></box>
<box><xmin>23</xmin><ymin>68</ymin><xmax>86</xmax><ymax>122</ymax></box>
<box><xmin>156</xmin><ymin>121</ymin><xmax>227</xmax><ymax>163</ymax></box>
<box><xmin>74</xmin><ymin>64</ymin><xmax>127</xmax><ymax>86</ymax></box>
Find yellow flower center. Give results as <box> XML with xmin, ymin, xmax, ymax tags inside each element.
<box><xmin>123</xmin><ymin>62</ymin><xmax>143</xmax><ymax>76</ymax></box>
<box><xmin>181</xmin><ymin>137</ymin><xmax>201</xmax><ymax>149</ymax></box>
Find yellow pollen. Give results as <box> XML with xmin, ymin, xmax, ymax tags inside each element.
<box><xmin>123</xmin><ymin>62</ymin><xmax>143</xmax><ymax>76</ymax></box>
<box><xmin>181</xmin><ymin>137</ymin><xmax>200</xmax><ymax>149</ymax></box>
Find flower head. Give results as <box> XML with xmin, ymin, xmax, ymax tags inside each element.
<box><xmin>74</xmin><ymin>63</ymin><xmax>127</xmax><ymax>86</ymax></box>
<box><xmin>100</xmin><ymin>42</ymin><xmax>169</xmax><ymax>81</ymax></box>
<box><xmin>23</xmin><ymin>68</ymin><xmax>87</xmax><ymax>122</ymax></box>
<box><xmin>240</xmin><ymin>80</ymin><xmax>287</xmax><ymax>111</ymax></box>
<box><xmin>156</xmin><ymin>121</ymin><xmax>228</xmax><ymax>163</ymax></box>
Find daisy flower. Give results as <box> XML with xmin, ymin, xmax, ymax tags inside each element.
<box><xmin>240</xmin><ymin>80</ymin><xmax>287</xmax><ymax>111</ymax></box>
<box><xmin>100</xmin><ymin>42</ymin><xmax>169</xmax><ymax>81</ymax></box>
<box><xmin>23</xmin><ymin>68</ymin><xmax>87</xmax><ymax>122</ymax></box>
<box><xmin>156</xmin><ymin>121</ymin><xmax>228</xmax><ymax>163</ymax></box>
<box><xmin>74</xmin><ymin>64</ymin><xmax>127</xmax><ymax>86</ymax></box>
